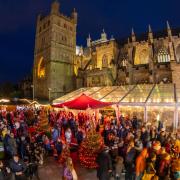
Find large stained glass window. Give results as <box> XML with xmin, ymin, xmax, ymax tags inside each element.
<box><xmin>157</xmin><ymin>48</ymin><xmax>170</xmax><ymax>63</ymax></box>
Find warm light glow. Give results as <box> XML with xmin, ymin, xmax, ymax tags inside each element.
<box><xmin>0</xmin><ymin>99</ymin><xmax>10</xmax><ymax>103</ymax></box>
<box><xmin>37</xmin><ymin>57</ymin><xmax>45</xmax><ymax>78</ymax></box>
<box><xmin>157</xmin><ymin>114</ymin><xmax>160</xmax><ymax>121</ymax></box>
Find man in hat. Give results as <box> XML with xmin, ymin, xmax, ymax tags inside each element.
<box><xmin>96</xmin><ymin>146</ymin><xmax>112</xmax><ymax>180</ymax></box>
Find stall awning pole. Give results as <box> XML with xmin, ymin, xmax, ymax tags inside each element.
<box><xmin>144</xmin><ymin>104</ymin><xmax>147</xmax><ymax>123</ymax></box>
<box><xmin>174</xmin><ymin>84</ymin><xmax>178</xmax><ymax>131</ymax></box>
<box><xmin>174</xmin><ymin>103</ymin><xmax>178</xmax><ymax>131</ymax></box>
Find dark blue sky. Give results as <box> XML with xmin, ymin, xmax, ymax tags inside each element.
<box><xmin>1</xmin><ymin>0</ymin><xmax>180</xmax><ymax>83</ymax></box>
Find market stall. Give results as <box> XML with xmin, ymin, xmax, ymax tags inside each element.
<box><xmin>53</xmin><ymin>83</ymin><xmax>180</xmax><ymax>130</ymax></box>
<box><xmin>52</xmin><ymin>93</ymin><xmax>113</xmax><ymax>110</ymax></box>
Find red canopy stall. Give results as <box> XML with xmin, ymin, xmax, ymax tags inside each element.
<box><xmin>52</xmin><ymin>93</ymin><xmax>112</xmax><ymax>110</ymax></box>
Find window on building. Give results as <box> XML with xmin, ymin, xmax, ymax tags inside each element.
<box><xmin>64</xmin><ymin>36</ymin><xmax>67</xmax><ymax>42</ymax></box>
<box><xmin>121</xmin><ymin>59</ymin><xmax>127</xmax><ymax>67</ymax></box>
<box><xmin>37</xmin><ymin>57</ymin><xmax>45</xmax><ymax>78</ymax></box>
<box><xmin>176</xmin><ymin>44</ymin><xmax>180</xmax><ymax>63</ymax></box>
<box><xmin>157</xmin><ymin>48</ymin><xmax>170</xmax><ymax>63</ymax></box>
<box><xmin>102</xmin><ymin>54</ymin><xmax>108</xmax><ymax>68</ymax></box>
<box><xmin>39</xmin><ymin>27</ymin><xmax>42</xmax><ymax>33</ymax></box>
<box><xmin>92</xmin><ymin>77</ymin><xmax>100</xmax><ymax>85</ymax></box>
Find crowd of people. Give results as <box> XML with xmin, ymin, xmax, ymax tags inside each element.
<box><xmin>96</xmin><ymin>116</ymin><xmax>180</xmax><ymax>180</ymax></box>
<box><xmin>0</xmin><ymin>107</ymin><xmax>179</xmax><ymax>180</ymax></box>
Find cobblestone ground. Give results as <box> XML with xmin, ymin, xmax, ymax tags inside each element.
<box><xmin>38</xmin><ymin>157</ymin><xmax>97</xmax><ymax>180</ymax></box>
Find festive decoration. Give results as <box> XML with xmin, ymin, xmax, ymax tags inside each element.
<box><xmin>39</xmin><ymin>109</ymin><xmax>49</xmax><ymax>130</ymax></box>
<box><xmin>79</xmin><ymin>131</ymin><xmax>104</xmax><ymax>168</ymax></box>
<box><xmin>52</xmin><ymin>93</ymin><xmax>112</xmax><ymax>110</ymax></box>
<box><xmin>59</xmin><ymin>144</ymin><xmax>70</xmax><ymax>164</ymax></box>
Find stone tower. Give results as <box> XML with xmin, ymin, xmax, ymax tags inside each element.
<box><xmin>33</xmin><ymin>0</ymin><xmax>77</xmax><ymax>100</ymax></box>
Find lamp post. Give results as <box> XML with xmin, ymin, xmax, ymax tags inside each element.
<box><xmin>48</xmin><ymin>88</ymin><xmax>52</xmax><ymax>102</ymax></box>
<box><xmin>31</xmin><ymin>85</ymin><xmax>34</xmax><ymax>101</ymax></box>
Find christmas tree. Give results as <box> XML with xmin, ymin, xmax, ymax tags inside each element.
<box><xmin>59</xmin><ymin>143</ymin><xmax>70</xmax><ymax>164</ymax></box>
<box><xmin>38</xmin><ymin>109</ymin><xmax>49</xmax><ymax>131</ymax></box>
<box><xmin>79</xmin><ymin>130</ymin><xmax>104</xmax><ymax>168</ymax></box>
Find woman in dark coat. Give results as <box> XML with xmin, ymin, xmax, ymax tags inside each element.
<box><xmin>96</xmin><ymin>147</ymin><xmax>112</xmax><ymax>180</ymax></box>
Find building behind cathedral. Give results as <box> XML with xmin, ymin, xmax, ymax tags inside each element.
<box><xmin>33</xmin><ymin>1</ymin><xmax>180</xmax><ymax>100</ymax></box>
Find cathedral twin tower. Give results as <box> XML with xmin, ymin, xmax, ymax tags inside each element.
<box><xmin>33</xmin><ymin>1</ymin><xmax>77</xmax><ymax>100</ymax></box>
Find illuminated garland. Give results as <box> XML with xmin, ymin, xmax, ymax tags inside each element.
<box><xmin>79</xmin><ymin>131</ymin><xmax>104</xmax><ymax>168</ymax></box>
<box><xmin>59</xmin><ymin>145</ymin><xmax>70</xmax><ymax>164</ymax></box>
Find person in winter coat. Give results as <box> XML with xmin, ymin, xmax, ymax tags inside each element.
<box><xmin>19</xmin><ymin>136</ymin><xmax>27</xmax><ymax>159</ymax></box>
<box><xmin>124</xmin><ymin>140</ymin><xmax>136</xmax><ymax>180</ymax></box>
<box><xmin>146</xmin><ymin>153</ymin><xmax>156</xmax><ymax>174</ymax></box>
<box><xmin>76</xmin><ymin>129</ymin><xmax>83</xmax><ymax>145</ymax></box>
<box><xmin>65</xmin><ymin>128</ymin><xmax>72</xmax><ymax>144</ymax></box>
<box><xmin>135</xmin><ymin>148</ymin><xmax>148</xmax><ymax>180</ymax></box>
<box><xmin>158</xmin><ymin>153</ymin><xmax>171</xmax><ymax>180</ymax></box>
<box><xmin>115</xmin><ymin>156</ymin><xmax>124</xmax><ymax>180</ymax></box>
<box><xmin>157</xmin><ymin>129</ymin><xmax>166</xmax><ymax>146</ymax></box>
<box><xmin>55</xmin><ymin>138</ymin><xmax>63</xmax><ymax>156</ymax></box>
<box><xmin>132</xmin><ymin>116</ymin><xmax>139</xmax><ymax>130</ymax></box>
<box><xmin>9</xmin><ymin>154</ymin><xmax>27</xmax><ymax>180</ymax></box>
<box><xmin>7</xmin><ymin>133</ymin><xmax>17</xmax><ymax>157</ymax></box>
<box><xmin>96</xmin><ymin>146</ymin><xmax>113</xmax><ymax>180</ymax></box>
<box><xmin>171</xmin><ymin>158</ymin><xmax>180</xmax><ymax>180</ymax></box>
<box><xmin>134</xmin><ymin>136</ymin><xmax>143</xmax><ymax>156</ymax></box>
<box><xmin>63</xmin><ymin>157</ymin><xmax>78</xmax><ymax>180</ymax></box>
<box><xmin>140</xmin><ymin>126</ymin><xmax>150</xmax><ymax>147</ymax></box>
<box><xmin>0</xmin><ymin>160</ymin><xmax>5</xmax><ymax>180</ymax></box>
<box><xmin>52</xmin><ymin>127</ymin><xmax>59</xmax><ymax>142</ymax></box>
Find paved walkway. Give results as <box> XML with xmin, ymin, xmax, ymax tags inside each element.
<box><xmin>38</xmin><ymin>157</ymin><xmax>97</xmax><ymax>180</ymax></box>
<box><xmin>38</xmin><ymin>157</ymin><xmax>125</xmax><ymax>180</ymax></box>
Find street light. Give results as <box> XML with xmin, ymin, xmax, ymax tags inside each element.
<box><xmin>31</xmin><ymin>85</ymin><xmax>34</xmax><ymax>101</ymax></box>
<box><xmin>48</xmin><ymin>88</ymin><xmax>52</xmax><ymax>102</ymax></box>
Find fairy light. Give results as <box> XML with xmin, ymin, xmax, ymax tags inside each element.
<box><xmin>79</xmin><ymin>131</ymin><xmax>104</xmax><ymax>168</ymax></box>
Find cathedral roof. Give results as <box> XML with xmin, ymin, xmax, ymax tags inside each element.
<box><xmin>116</xmin><ymin>27</ymin><xmax>180</xmax><ymax>46</ymax></box>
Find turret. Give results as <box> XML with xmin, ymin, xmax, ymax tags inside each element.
<box><xmin>51</xmin><ymin>0</ymin><xmax>60</xmax><ymax>15</ymax></box>
<box><xmin>101</xmin><ymin>29</ymin><xmax>107</xmax><ymax>41</ymax></box>
<box><xmin>87</xmin><ymin>34</ymin><xmax>91</xmax><ymax>47</ymax></box>
<box><xmin>110</xmin><ymin>35</ymin><xmax>115</xmax><ymax>41</ymax></box>
<box><xmin>148</xmin><ymin>24</ymin><xmax>153</xmax><ymax>43</ymax></box>
<box><xmin>131</xmin><ymin>28</ymin><xmax>136</xmax><ymax>42</ymax></box>
<box><xmin>71</xmin><ymin>8</ymin><xmax>78</xmax><ymax>24</ymax></box>
<box><xmin>37</xmin><ymin>14</ymin><xmax>41</xmax><ymax>22</ymax></box>
<box><xmin>80</xmin><ymin>46</ymin><xmax>83</xmax><ymax>55</ymax></box>
<box><xmin>167</xmin><ymin>21</ymin><xmax>172</xmax><ymax>41</ymax></box>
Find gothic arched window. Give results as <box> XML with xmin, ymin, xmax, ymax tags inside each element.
<box><xmin>37</xmin><ymin>57</ymin><xmax>45</xmax><ymax>78</ymax></box>
<box><xmin>121</xmin><ymin>58</ymin><xmax>128</xmax><ymax>67</ymax></box>
<box><xmin>134</xmin><ymin>48</ymin><xmax>149</xmax><ymax>65</ymax></box>
<box><xmin>157</xmin><ymin>49</ymin><xmax>170</xmax><ymax>63</ymax></box>
<box><xmin>176</xmin><ymin>44</ymin><xmax>180</xmax><ymax>63</ymax></box>
<box><xmin>102</xmin><ymin>54</ymin><xmax>108</xmax><ymax>68</ymax></box>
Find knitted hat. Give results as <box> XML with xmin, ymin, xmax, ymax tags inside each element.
<box><xmin>153</xmin><ymin>141</ymin><xmax>161</xmax><ymax>151</ymax></box>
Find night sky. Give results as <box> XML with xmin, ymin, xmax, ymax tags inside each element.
<box><xmin>1</xmin><ymin>0</ymin><xmax>180</xmax><ymax>83</ymax></box>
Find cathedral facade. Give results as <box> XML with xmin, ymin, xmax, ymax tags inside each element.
<box><xmin>76</xmin><ymin>24</ymin><xmax>180</xmax><ymax>90</ymax></box>
<box><xmin>33</xmin><ymin>1</ymin><xmax>180</xmax><ymax>100</ymax></box>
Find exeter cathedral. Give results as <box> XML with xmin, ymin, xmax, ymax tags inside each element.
<box><xmin>33</xmin><ymin>1</ymin><xmax>180</xmax><ymax>100</ymax></box>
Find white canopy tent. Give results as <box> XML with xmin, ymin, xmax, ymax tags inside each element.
<box><xmin>53</xmin><ymin>84</ymin><xmax>180</xmax><ymax>130</ymax></box>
